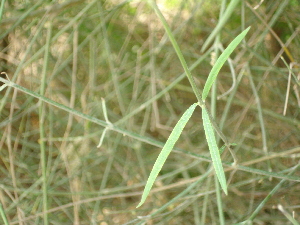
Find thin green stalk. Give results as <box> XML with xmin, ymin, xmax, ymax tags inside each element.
<box><xmin>247</xmin><ymin>68</ymin><xmax>268</xmax><ymax>154</ymax></box>
<box><xmin>212</xmin><ymin>2</ymin><xmax>225</xmax><ymax>222</ymax></box>
<box><xmin>201</xmin><ymin>176</ymin><xmax>212</xmax><ymax>225</ymax></box>
<box><xmin>0</xmin><ymin>0</ymin><xmax>6</xmax><ymax>23</ymax></box>
<box><xmin>230</xmin><ymin>97</ymin><xmax>300</xmax><ymax>127</ymax></box>
<box><xmin>92</xmin><ymin>135</ymin><xmax>123</xmax><ymax>220</ymax></box>
<box><xmin>97</xmin><ymin>1</ymin><xmax>125</xmax><ymax>114</ymax></box>
<box><xmin>39</xmin><ymin>21</ymin><xmax>52</xmax><ymax>225</ymax></box>
<box><xmin>241</xmin><ymin>0</ymin><xmax>245</xmax><ymax>39</ymax></box>
<box><xmin>215</xmin><ymin>175</ymin><xmax>225</xmax><ymax>225</ymax></box>
<box><xmin>0</xmin><ymin>202</ymin><xmax>9</xmax><ymax>225</ymax></box>
<box><xmin>219</xmin><ymin>69</ymin><xmax>245</xmax><ymax>130</ymax></box>
<box><xmin>0</xmin><ymin>76</ymin><xmax>167</xmax><ymax>149</ymax></box>
<box><xmin>247</xmin><ymin>164</ymin><xmax>300</xmax><ymax>223</ymax></box>
<box><xmin>246</xmin><ymin>68</ymin><xmax>273</xmax><ymax>206</ymax></box>
<box><xmin>193</xmin><ymin>199</ymin><xmax>201</xmax><ymax>225</ymax></box>
<box><xmin>148</xmin><ymin>0</ymin><xmax>203</xmax><ymax>106</ymax></box>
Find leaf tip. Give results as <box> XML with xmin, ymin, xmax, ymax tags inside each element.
<box><xmin>224</xmin><ymin>188</ymin><xmax>228</xmax><ymax>195</ymax></box>
<box><xmin>243</xmin><ymin>26</ymin><xmax>251</xmax><ymax>35</ymax></box>
<box><xmin>219</xmin><ymin>179</ymin><xmax>228</xmax><ymax>195</ymax></box>
<box><xmin>221</xmin><ymin>183</ymin><xmax>228</xmax><ymax>195</ymax></box>
<box><xmin>136</xmin><ymin>196</ymin><xmax>146</xmax><ymax>208</ymax></box>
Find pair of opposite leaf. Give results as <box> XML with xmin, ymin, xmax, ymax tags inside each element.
<box><xmin>137</xmin><ymin>27</ymin><xmax>251</xmax><ymax>208</ymax></box>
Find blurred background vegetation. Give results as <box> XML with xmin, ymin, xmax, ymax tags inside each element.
<box><xmin>0</xmin><ymin>0</ymin><xmax>299</xmax><ymax>224</ymax></box>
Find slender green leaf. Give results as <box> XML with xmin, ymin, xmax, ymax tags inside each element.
<box><xmin>202</xmin><ymin>107</ymin><xmax>227</xmax><ymax>194</ymax></box>
<box><xmin>202</xmin><ymin>27</ymin><xmax>250</xmax><ymax>101</ymax></box>
<box><xmin>137</xmin><ymin>103</ymin><xmax>198</xmax><ymax>208</ymax></box>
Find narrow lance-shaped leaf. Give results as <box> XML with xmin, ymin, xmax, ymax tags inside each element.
<box><xmin>202</xmin><ymin>107</ymin><xmax>228</xmax><ymax>194</ymax></box>
<box><xmin>137</xmin><ymin>103</ymin><xmax>198</xmax><ymax>208</ymax></box>
<box><xmin>202</xmin><ymin>27</ymin><xmax>250</xmax><ymax>101</ymax></box>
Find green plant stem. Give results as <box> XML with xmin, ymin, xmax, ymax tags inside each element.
<box><xmin>0</xmin><ymin>76</ymin><xmax>166</xmax><ymax>148</ymax></box>
<box><xmin>212</xmin><ymin>2</ymin><xmax>225</xmax><ymax>221</ymax></box>
<box><xmin>39</xmin><ymin>22</ymin><xmax>52</xmax><ymax>225</ymax></box>
<box><xmin>1</xmin><ymin>77</ymin><xmax>299</xmax><ymax>184</ymax></box>
<box><xmin>247</xmin><ymin>164</ymin><xmax>300</xmax><ymax>223</ymax></box>
<box><xmin>148</xmin><ymin>0</ymin><xmax>203</xmax><ymax>105</ymax></box>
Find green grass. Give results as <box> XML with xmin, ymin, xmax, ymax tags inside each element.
<box><xmin>0</xmin><ymin>0</ymin><xmax>300</xmax><ymax>224</ymax></box>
